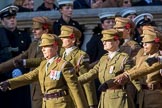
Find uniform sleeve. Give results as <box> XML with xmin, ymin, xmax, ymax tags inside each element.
<box><xmin>124</xmin><ymin>57</ymin><xmax>134</xmax><ymax>71</ymax></box>
<box><xmin>127</xmin><ymin>62</ymin><xmax>162</xmax><ymax>80</ymax></box>
<box><xmin>0</xmin><ymin>50</ymin><xmax>28</xmax><ymax>73</ymax></box>
<box><xmin>78</xmin><ymin>61</ymin><xmax>99</xmax><ymax>84</ymax></box>
<box><xmin>78</xmin><ymin>53</ymin><xmax>98</xmax><ymax>106</ymax></box>
<box><xmin>8</xmin><ymin>67</ymin><xmax>39</xmax><ymax>90</ymax></box>
<box><xmin>62</xmin><ymin>61</ymin><xmax>88</xmax><ymax>108</ymax></box>
<box><xmin>25</xmin><ymin>58</ymin><xmax>44</xmax><ymax>68</ymax></box>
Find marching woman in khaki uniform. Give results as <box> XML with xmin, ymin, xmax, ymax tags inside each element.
<box><xmin>0</xmin><ymin>16</ymin><xmax>54</xmax><ymax>108</ymax></box>
<box><xmin>114</xmin><ymin>17</ymin><xmax>141</xmax><ymax>104</ymax></box>
<box><xmin>114</xmin><ymin>29</ymin><xmax>162</xmax><ymax>108</ymax></box>
<box><xmin>59</xmin><ymin>25</ymin><xmax>98</xmax><ymax>108</ymax></box>
<box><xmin>0</xmin><ymin>33</ymin><xmax>88</xmax><ymax>108</ymax></box>
<box><xmin>78</xmin><ymin>29</ymin><xmax>135</xmax><ymax>108</ymax></box>
<box><xmin>114</xmin><ymin>17</ymin><xmax>141</xmax><ymax>59</ymax></box>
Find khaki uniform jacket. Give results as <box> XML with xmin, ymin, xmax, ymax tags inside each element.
<box><xmin>8</xmin><ymin>57</ymin><xmax>88</xmax><ymax>108</ymax></box>
<box><xmin>0</xmin><ymin>40</ymin><xmax>43</xmax><ymax>108</ymax></box>
<box><xmin>120</xmin><ymin>40</ymin><xmax>141</xmax><ymax>59</ymax></box>
<box><xmin>63</xmin><ymin>47</ymin><xmax>98</xmax><ymax>106</ymax></box>
<box><xmin>120</xmin><ymin>40</ymin><xmax>141</xmax><ymax>100</ymax></box>
<box><xmin>79</xmin><ymin>52</ymin><xmax>135</xmax><ymax>108</ymax></box>
<box><xmin>127</xmin><ymin>51</ymin><xmax>162</xmax><ymax>108</ymax></box>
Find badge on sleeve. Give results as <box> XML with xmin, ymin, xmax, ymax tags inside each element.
<box><xmin>109</xmin><ymin>66</ymin><xmax>114</xmax><ymax>74</ymax></box>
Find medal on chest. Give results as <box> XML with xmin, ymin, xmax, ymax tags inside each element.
<box><xmin>109</xmin><ymin>66</ymin><xmax>114</xmax><ymax>74</ymax></box>
<box><xmin>49</xmin><ymin>70</ymin><xmax>62</xmax><ymax>80</ymax></box>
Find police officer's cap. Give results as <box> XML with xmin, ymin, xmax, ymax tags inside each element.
<box><xmin>39</xmin><ymin>33</ymin><xmax>62</xmax><ymax>47</ymax></box>
<box><xmin>101</xmin><ymin>29</ymin><xmax>122</xmax><ymax>41</ymax></box>
<box><xmin>59</xmin><ymin>25</ymin><xmax>81</xmax><ymax>39</ymax></box>
<box><xmin>0</xmin><ymin>5</ymin><xmax>19</xmax><ymax>19</ymax></box>
<box><xmin>120</xmin><ymin>9</ymin><xmax>137</xmax><ymax>18</ymax></box>
<box><xmin>114</xmin><ymin>17</ymin><xmax>135</xmax><ymax>29</ymax></box>
<box><xmin>133</xmin><ymin>13</ymin><xmax>153</xmax><ymax>27</ymax></box>
<box><xmin>98</xmin><ymin>12</ymin><xmax>116</xmax><ymax>22</ymax></box>
<box><xmin>57</xmin><ymin>0</ymin><xmax>73</xmax><ymax>6</ymax></box>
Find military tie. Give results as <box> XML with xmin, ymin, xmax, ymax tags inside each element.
<box><xmin>46</xmin><ymin>62</ymin><xmax>50</xmax><ymax>73</ymax></box>
<box><xmin>62</xmin><ymin>52</ymin><xmax>67</xmax><ymax>59</ymax></box>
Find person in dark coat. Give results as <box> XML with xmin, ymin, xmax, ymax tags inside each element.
<box><xmin>53</xmin><ymin>0</ymin><xmax>84</xmax><ymax>48</ymax></box>
<box><xmin>14</xmin><ymin>0</ymin><xmax>34</xmax><ymax>12</ymax></box>
<box><xmin>86</xmin><ymin>12</ymin><xmax>116</xmax><ymax>65</ymax></box>
<box><xmin>133</xmin><ymin>13</ymin><xmax>156</xmax><ymax>46</ymax></box>
<box><xmin>0</xmin><ymin>5</ymin><xmax>31</xmax><ymax>108</ymax></box>
<box><xmin>73</xmin><ymin>0</ymin><xmax>91</xmax><ymax>9</ymax></box>
<box><xmin>133</xmin><ymin>0</ymin><xmax>162</xmax><ymax>6</ymax></box>
<box><xmin>36</xmin><ymin>0</ymin><xmax>58</xmax><ymax>11</ymax></box>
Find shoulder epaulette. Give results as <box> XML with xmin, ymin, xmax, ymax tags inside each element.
<box><xmin>55</xmin><ymin>57</ymin><xmax>62</xmax><ymax>63</ymax></box>
<box><xmin>127</xmin><ymin>40</ymin><xmax>138</xmax><ymax>46</ymax></box>
<box><xmin>120</xmin><ymin>52</ymin><xmax>129</xmax><ymax>56</ymax></box>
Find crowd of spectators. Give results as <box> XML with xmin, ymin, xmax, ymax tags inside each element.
<box><xmin>12</xmin><ymin>0</ymin><xmax>162</xmax><ymax>12</ymax></box>
<box><xmin>0</xmin><ymin>0</ymin><xmax>162</xmax><ymax>108</ymax></box>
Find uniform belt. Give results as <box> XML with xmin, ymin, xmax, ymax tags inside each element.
<box><xmin>109</xmin><ymin>85</ymin><xmax>123</xmax><ymax>90</ymax></box>
<box><xmin>141</xmin><ymin>83</ymin><xmax>162</xmax><ymax>90</ymax></box>
<box><xmin>43</xmin><ymin>90</ymin><xmax>68</xmax><ymax>100</ymax></box>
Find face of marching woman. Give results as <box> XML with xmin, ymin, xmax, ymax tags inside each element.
<box><xmin>60</xmin><ymin>37</ymin><xmax>75</xmax><ymax>48</ymax></box>
<box><xmin>143</xmin><ymin>42</ymin><xmax>159</xmax><ymax>55</ymax></box>
<box><xmin>102</xmin><ymin>39</ymin><xmax>119</xmax><ymax>52</ymax></box>
<box><xmin>41</xmin><ymin>45</ymin><xmax>58</xmax><ymax>60</ymax></box>
<box><xmin>32</xmin><ymin>28</ymin><xmax>48</xmax><ymax>39</ymax></box>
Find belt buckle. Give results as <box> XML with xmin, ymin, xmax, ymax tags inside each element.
<box><xmin>43</xmin><ymin>94</ymin><xmax>48</xmax><ymax>100</ymax></box>
<box><xmin>149</xmin><ymin>84</ymin><xmax>154</xmax><ymax>90</ymax></box>
<box><xmin>60</xmin><ymin>90</ymin><xmax>67</xmax><ymax>96</ymax></box>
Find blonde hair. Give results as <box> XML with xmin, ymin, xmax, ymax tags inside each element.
<box><xmin>14</xmin><ymin>0</ymin><xmax>26</xmax><ymax>6</ymax></box>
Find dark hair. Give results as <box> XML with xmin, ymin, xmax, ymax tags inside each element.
<box><xmin>59</xmin><ymin>4</ymin><xmax>73</xmax><ymax>9</ymax></box>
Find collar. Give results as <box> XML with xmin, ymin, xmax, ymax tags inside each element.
<box><xmin>59</xmin><ymin>16</ymin><xmax>73</xmax><ymax>25</ymax></box>
<box><xmin>47</xmin><ymin>55</ymin><xmax>58</xmax><ymax>65</ymax></box>
<box><xmin>108</xmin><ymin>49</ymin><xmax>119</xmax><ymax>59</ymax></box>
<box><xmin>144</xmin><ymin>51</ymin><xmax>160</xmax><ymax>56</ymax></box>
<box><xmin>124</xmin><ymin>38</ymin><xmax>131</xmax><ymax>44</ymax></box>
<box><xmin>65</xmin><ymin>46</ymin><xmax>77</xmax><ymax>56</ymax></box>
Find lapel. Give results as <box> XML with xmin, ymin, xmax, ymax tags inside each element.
<box><xmin>65</xmin><ymin>47</ymin><xmax>78</xmax><ymax>61</ymax></box>
<box><xmin>108</xmin><ymin>52</ymin><xmax>120</xmax><ymax>66</ymax></box>
<box><xmin>40</xmin><ymin>60</ymin><xmax>47</xmax><ymax>90</ymax></box>
<box><xmin>136</xmin><ymin>54</ymin><xmax>148</xmax><ymax>68</ymax></box>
